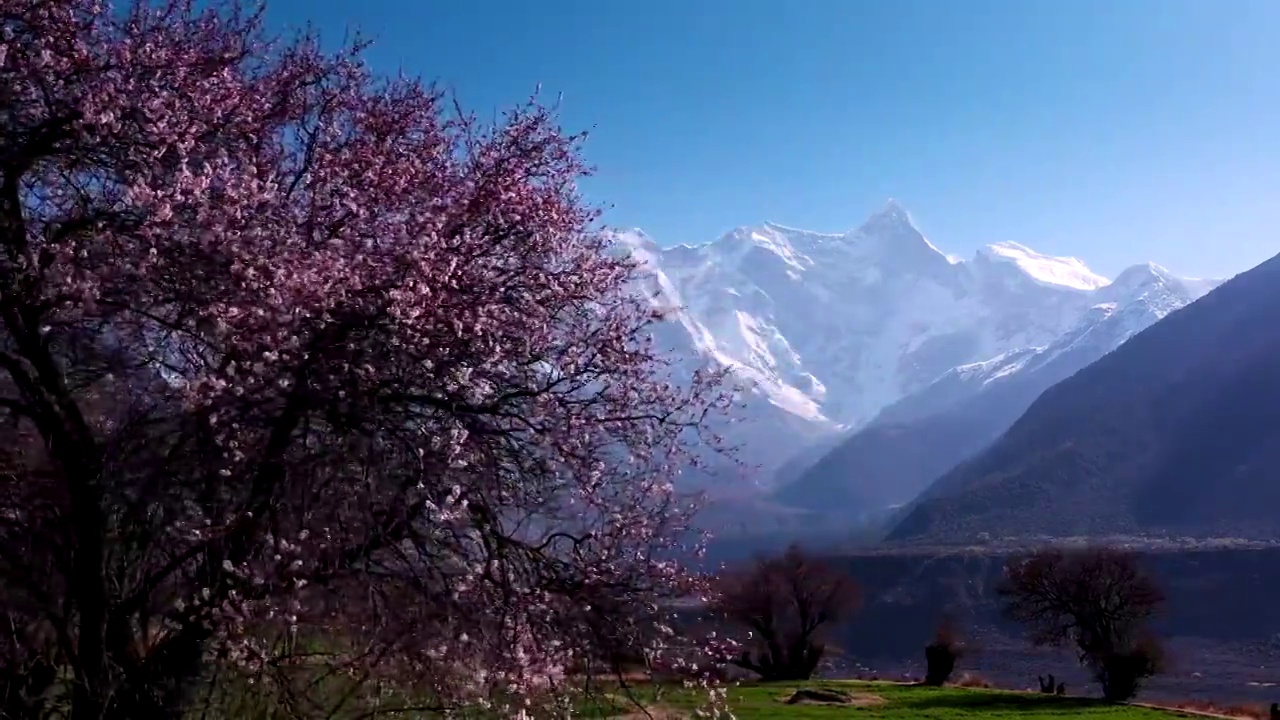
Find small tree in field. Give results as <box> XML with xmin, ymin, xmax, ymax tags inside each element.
<box><xmin>0</xmin><ymin>1</ymin><xmax>733</xmax><ymax>718</ymax></box>
<box><xmin>711</xmin><ymin>544</ymin><xmax>860</xmax><ymax>682</ymax></box>
<box><xmin>998</xmin><ymin>547</ymin><xmax>1166</xmax><ymax>702</ymax></box>
<box><xmin>923</xmin><ymin>615</ymin><xmax>966</xmax><ymax>686</ymax></box>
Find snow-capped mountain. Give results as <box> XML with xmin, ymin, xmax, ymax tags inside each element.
<box><xmin>614</xmin><ymin>200</ymin><xmax>1219</xmax><ymax>487</ymax></box>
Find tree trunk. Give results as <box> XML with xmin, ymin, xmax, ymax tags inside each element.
<box><xmin>65</xmin><ymin>459</ymin><xmax>110</xmax><ymax>720</ymax></box>
<box><xmin>99</xmin><ymin>610</ymin><xmax>213</xmax><ymax>720</ymax></box>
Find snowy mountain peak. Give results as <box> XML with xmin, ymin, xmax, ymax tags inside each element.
<box><xmin>1108</xmin><ymin>261</ymin><xmax>1175</xmax><ymax>292</ymax></box>
<box><xmin>610</xmin><ymin>227</ymin><xmax>655</xmax><ymax>247</ymax></box>
<box><xmin>846</xmin><ymin>200</ymin><xmax>951</xmax><ymax>269</ymax></box>
<box><xmin>855</xmin><ymin>198</ymin><xmax>921</xmax><ymax>236</ymax></box>
<box><xmin>977</xmin><ymin>241</ymin><xmax>1110</xmax><ymax>292</ymax></box>
<box><xmin>1104</xmin><ymin>261</ymin><xmax>1224</xmax><ymax>304</ymax></box>
<box><xmin>607</xmin><ymin>228</ymin><xmax>663</xmax><ymax>266</ymax></box>
<box><xmin>760</xmin><ymin>221</ymin><xmax>841</xmax><ymax>238</ymax></box>
<box><xmin>870</xmin><ymin>197</ymin><xmax>911</xmax><ymax>222</ymax></box>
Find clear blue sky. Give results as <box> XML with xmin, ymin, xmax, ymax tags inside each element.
<box><xmin>263</xmin><ymin>0</ymin><xmax>1278</xmax><ymax>279</ymax></box>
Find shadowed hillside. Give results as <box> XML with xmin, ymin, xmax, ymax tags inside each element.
<box><xmin>771</xmin><ymin>380</ymin><xmax>1048</xmax><ymax>513</ymax></box>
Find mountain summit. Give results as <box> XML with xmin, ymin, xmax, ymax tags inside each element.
<box><xmin>857</xmin><ymin>198</ymin><xmax>919</xmax><ymax>235</ymax></box>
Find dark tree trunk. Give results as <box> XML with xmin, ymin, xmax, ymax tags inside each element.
<box><xmin>731</xmin><ymin>634</ymin><xmax>825</xmax><ymax>682</ymax></box>
<box><xmin>104</xmin><ymin>625</ymin><xmax>211</xmax><ymax>720</ymax></box>
<box><xmin>1</xmin><ymin>655</ymin><xmax>57</xmax><ymax>720</ymax></box>
<box><xmin>923</xmin><ymin>642</ymin><xmax>956</xmax><ymax>686</ymax></box>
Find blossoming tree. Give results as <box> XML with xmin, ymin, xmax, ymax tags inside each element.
<box><xmin>0</xmin><ymin>1</ymin><xmax>731</xmax><ymax>718</ymax></box>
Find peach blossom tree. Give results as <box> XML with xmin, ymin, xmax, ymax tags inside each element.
<box><xmin>0</xmin><ymin>1</ymin><xmax>732</xmax><ymax>718</ymax></box>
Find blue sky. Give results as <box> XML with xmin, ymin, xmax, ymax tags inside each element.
<box><xmin>264</xmin><ymin>0</ymin><xmax>1278</xmax><ymax>279</ymax></box>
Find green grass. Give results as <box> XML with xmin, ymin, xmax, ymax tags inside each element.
<box><xmin>189</xmin><ymin>670</ymin><xmax>1219</xmax><ymax>719</ymax></box>
<box><xmin>586</xmin><ymin>681</ymin><xmax>1205</xmax><ymax>719</ymax></box>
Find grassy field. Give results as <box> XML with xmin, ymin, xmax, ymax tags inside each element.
<box><xmin>584</xmin><ymin>681</ymin><xmax>1229</xmax><ymax>719</ymax></box>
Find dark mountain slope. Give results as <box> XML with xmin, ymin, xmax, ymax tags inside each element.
<box><xmin>887</xmin><ymin>252</ymin><xmax>1280</xmax><ymax>543</ymax></box>
<box><xmin>770</xmin><ymin>391</ymin><xmax>1021</xmax><ymax>512</ymax></box>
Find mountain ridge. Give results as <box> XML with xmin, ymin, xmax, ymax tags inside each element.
<box><xmin>614</xmin><ymin>201</ymin><xmax>1221</xmax><ymax>488</ymax></box>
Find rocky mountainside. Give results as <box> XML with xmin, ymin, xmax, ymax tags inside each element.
<box><xmin>615</xmin><ymin>200</ymin><xmax>1216</xmax><ymax>494</ymax></box>
<box><xmin>886</xmin><ymin>250</ymin><xmax>1280</xmax><ymax>543</ymax></box>
<box><xmin>773</xmin><ymin>260</ymin><xmax>1219</xmax><ymax>512</ymax></box>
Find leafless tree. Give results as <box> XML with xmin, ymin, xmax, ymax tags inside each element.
<box><xmin>998</xmin><ymin>546</ymin><xmax>1166</xmax><ymax>701</ymax></box>
<box><xmin>710</xmin><ymin>544</ymin><xmax>860</xmax><ymax>681</ymax></box>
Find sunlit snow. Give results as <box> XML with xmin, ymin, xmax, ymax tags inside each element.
<box><xmin>979</xmin><ymin>241</ymin><xmax>1110</xmax><ymax>291</ymax></box>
